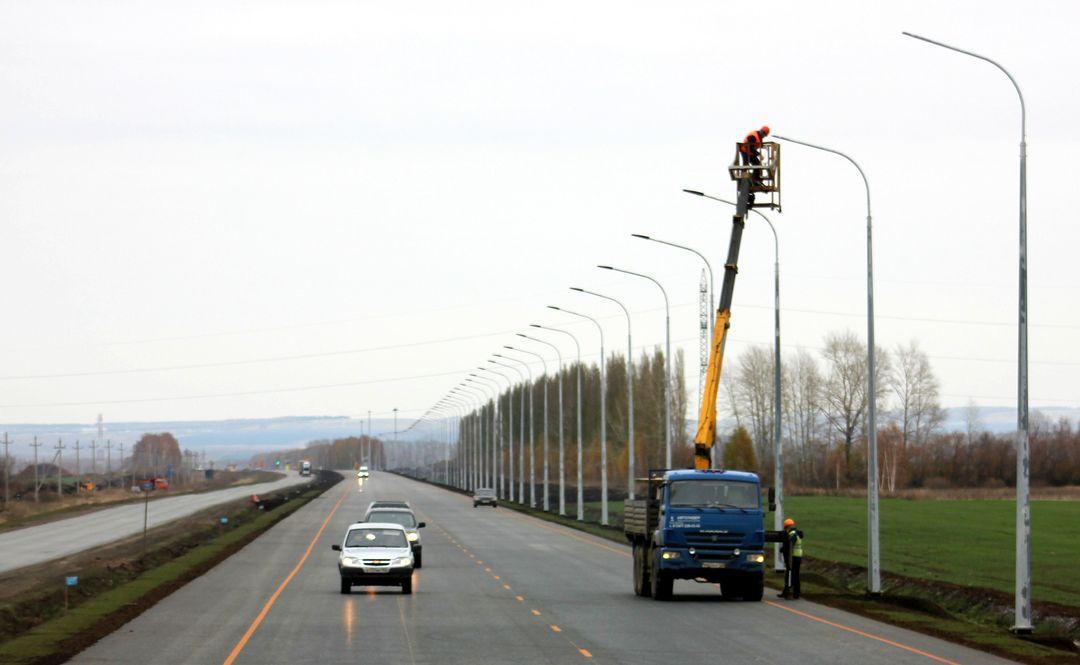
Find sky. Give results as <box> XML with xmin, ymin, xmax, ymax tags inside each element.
<box><xmin>1</xmin><ymin>0</ymin><xmax>1077</xmax><ymax>433</ymax></box>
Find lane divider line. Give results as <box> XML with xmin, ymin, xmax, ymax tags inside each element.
<box><xmin>763</xmin><ymin>601</ymin><xmax>960</xmax><ymax>665</ymax></box>
<box><xmin>222</xmin><ymin>484</ymin><xmax>351</xmax><ymax>665</ymax></box>
<box><xmin>550</xmin><ymin>625</ymin><xmax>562</xmax><ymax>633</ymax></box>
<box><xmin>578</xmin><ymin>648</ymin><xmax>593</xmax><ymax>658</ymax></box>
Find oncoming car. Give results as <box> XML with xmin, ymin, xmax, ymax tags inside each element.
<box><xmin>363</xmin><ymin>507</ymin><xmax>425</xmax><ymax>568</ymax></box>
<box><xmin>357</xmin><ymin>466</ymin><xmax>370</xmax><ymax>478</ymax></box>
<box><xmin>332</xmin><ymin>522</ymin><xmax>414</xmax><ymax>594</ymax></box>
<box><xmin>473</xmin><ymin>487</ymin><xmax>497</xmax><ymax>508</ymax></box>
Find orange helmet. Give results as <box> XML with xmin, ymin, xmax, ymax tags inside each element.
<box><xmin>783</xmin><ymin>518</ymin><xmax>795</xmax><ymax>528</ymax></box>
<box><xmin>761</xmin><ymin>125</ymin><xmax>771</xmax><ymax>136</ymax></box>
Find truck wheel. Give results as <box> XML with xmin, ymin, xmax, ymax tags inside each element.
<box><xmin>339</xmin><ymin>579</ymin><xmax>351</xmax><ymax>595</ymax></box>
<box><xmin>633</xmin><ymin>543</ymin><xmax>652</xmax><ymax>597</ymax></box>
<box><xmin>649</xmin><ymin>553</ymin><xmax>673</xmax><ymax>600</ymax></box>
<box><xmin>401</xmin><ymin>578</ymin><xmax>413</xmax><ymax>595</ymax></box>
<box><xmin>743</xmin><ymin>574</ymin><xmax>764</xmax><ymax>602</ymax></box>
<box><xmin>414</xmin><ymin>551</ymin><xmax>423</xmax><ymax>569</ymax></box>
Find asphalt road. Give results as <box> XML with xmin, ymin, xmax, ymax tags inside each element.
<box><xmin>72</xmin><ymin>472</ymin><xmax>1012</xmax><ymax>665</ymax></box>
<box><xmin>0</xmin><ymin>471</ymin><xmax>309</xmax><ymax>575</ymax></box>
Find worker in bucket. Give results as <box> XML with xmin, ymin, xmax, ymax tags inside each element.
<box><xmin>740</xmin><ymin>125</ymin><xmax>770</xmax><ymax>181</ymax></box>
<box><xmin>778</xmin><ymin>517</ymin><xmax>804</xmax><ymax>599</ymax></box>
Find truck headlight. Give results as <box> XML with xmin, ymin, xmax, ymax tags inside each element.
<box><xmin>406</xmin><ymin>532</ymin><xmax>419</xmax><ymax>542</ymax></box>
<box><xmin>392</xmin><ymin>556</ymin><xmax>413</xmax><ymax>567</ymax></box>
<box><xmin>748</xmin><ymin>553</ymin><xmax>765</xmax><ymax>564</ymax></box>
<box><xmin>661</xmin><ymin>551</ymin><xmax>681</xmax><ymax>560</ymax></box>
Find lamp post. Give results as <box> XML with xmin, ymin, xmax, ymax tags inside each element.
<box><xmin>532</xmin><ymin>323</ymin><xmax>584</xmax><ymax>521</ymax></box>
<box><xmin>571</xmin><ymin>287</ymin><xmax>636</xmax><ymax>500</ymax></box>
<box><xmin>631</xmin><ymin>234</ymin><xmax>714</xmax><ymax>345</ymax></box>
<box><xmin>599</xmin><ymin>266</ymin><xmax>672</xmax><ymax>467</ymax></box>
<box><xmin>483</xmin><ymin>366</ymin><xmax>514</xmax><ymax>500</ymax></box>
<box><xmin>549</xmin><ymin>306</ymin><xmax>609</xmax><ymax>525</ymax></box>
<box><xmin>460</xmin><ymin>385</ymin><xmax>489</xmax><ymax>490</ymax></box>
<box><xmin>519</xmin><ymin>332</ymin><xmax>566</xmax><ymax>515</ymax></box>
<box><xmin>902</xmin><ymin>31</ymin><xmax>1030</xmax><ymax>632</ymax></box>
<box><xmin>495</xmin><ymin>354</ymin><xmax>532</xmax><ymax>504</ymax></box>
<box><xmin>773</xmin><ymin>133</ymin><xmax>880</xmax><ymax>596</ymax></box>
<box><xmin>490</xmin><ymin>359</ymin><xmax>526</xmax><ymax>503</ymax></box>
<box><xmin>466</xmin><ymin>377</ymin><xmax>497</xmax><ymax>488</ymax></box>
<box><xmin>471</xmin><ymin>373</ymin><xmax>503</xmax><ymax>493</ymax></box>
<box><xmin>684</xmin><ymin>188</ymin><xmax>784</xmax><ymax>570</ymax></box>
<box><xmin>510</xmin><ymin>342</ymin><xmax>551</xmax><ymax>510</ymax></box>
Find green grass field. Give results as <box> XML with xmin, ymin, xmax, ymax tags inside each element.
<box><xmin>583</xmin><ymin>496</ymin><xmax>1079</xmax><ymax>608</ymax></box>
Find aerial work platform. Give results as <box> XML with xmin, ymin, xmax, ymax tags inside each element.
<box><xmin>729</xmin><ymin>141</ymin><xmax>781</xmax><ymax>211</ymax></box>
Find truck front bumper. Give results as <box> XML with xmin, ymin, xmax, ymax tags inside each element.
<box><xmin>657</xmin><ymin>547</ymin><xmax>765</xmax><ymax>580</ymax></box>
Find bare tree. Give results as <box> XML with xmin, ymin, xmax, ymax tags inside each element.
<box><xmin>729</xmin><ymin>346</ymin><xmax>775</xmax><ymax>465</ymax></box>
<box><xmin>963</xmin><ymin>399</ymin><xmax>982</xmax><ymax>446</ymax></box>
<box><xmin>783</xmin><ymin>349</ymin><xmax>823</xmax><ymax>484</ymax></box>
<box><xmin>889</xmin><ymin>340</ymin><xmax>943</xmax><ymax>448</ymax></box>
<box><xmin>821</xmin><ymin>331</ymin><xmax>889</xmax><ymax>483</ymax></box>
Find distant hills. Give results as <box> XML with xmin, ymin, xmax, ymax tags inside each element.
<box><xmin>1</xmin><ymin>405</ymin><xmax>1075</xmax><ymax>465</ymax></box>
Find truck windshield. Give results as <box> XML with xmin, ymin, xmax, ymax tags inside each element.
<box><xmin>668</xmin><ymin>480</ymin><xmax>759</xmax><ymax>509</ymax></box>
<box><xmin>345</xmin><ymin>528</ymin><xmax>407</xmax><ymax>548</ymax></box>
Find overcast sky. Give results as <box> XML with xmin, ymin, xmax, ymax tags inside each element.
<box><xmin>1</xmin><ymin>0</ymin><xmax>1077</xmax><ymax>430</ymax></box>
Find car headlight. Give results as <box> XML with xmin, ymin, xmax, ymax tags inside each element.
<box><xmin>406</xmin><ymin>532</ymin><xmax>420</xmax><ymax>542</ymax></box>
<box><xmin>392</xmin><ymin>556</ymin><xmax>413</xmax><ymax>567</ymax></box>
<box><xmin>661</xmin><ymin>551</ymin><xmax>681</xmax><ymax>560</ymax></box>
<box><xmin>343</xmin><ymin>556</ymin><xmax>363</xmax><ymax>567</ymax></box>
<box><xmin>748</xmin><ymin>553</ymin><xmax>765</xmax><ymax>564</ymax></box>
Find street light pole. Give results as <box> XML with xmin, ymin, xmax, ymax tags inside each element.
<box><xmin>599</xmin><ymin>266</ymin><xmax>672</xmax><ymax>467</ymax></box>
<box><xmin>510</xmin><ymin>342</ymin><xmax>550</xmax><ymax>510</ymax></box>
<box><xmin>902</xmin><ymin>30</ymin><xmax>1030</xmax><ymax>632</ymax></box>
<box><xmin>483</xmin><ymin>366</ymin><xmax>514</xmax><ymax>500</ymax></box>
<box><xmin>470</xmin><ymin>374</ymin><xmax>502</xmax><ymax>491</ymax></box>
<box><xmin>631</xmin><ymin>233</ymin><xmax>714</xmax><ymax>352</ymax></box>
<box><xmin>495</xmin><ymin>354</ymin><xmax>532</xmax><ymax>504</ymax></box>
<box><xmin>549</xmin><ymin>306</ymin><xmax>609</xmax><ymax>525</ymax></box>
<box><xmin>773</xmin><ymin>133</ymin><xmax>880</xmax><ymax>596</ymax></box>
<box><xmin>519</xmin><ymin>332</ymin><xmax>566</xmax><ymax>515</ymax></box>
<box><xmin>532</xmin><ymin>323</ymin><xmax>584</xmax><ymax>521</ymax></box>
<box><xmin>491</xmin><ymin>359</ymin><xmax>526</xmax><ymax>503</ymax></box>
<box><xmin>571</xmin><ymin>287</ymin><xmax>636</xmax><ymax>500</ymax></box>
<box><xmin>684</xmin><ymin>189</ymin><xmax>784</xmax><ymax>570</ymax></box>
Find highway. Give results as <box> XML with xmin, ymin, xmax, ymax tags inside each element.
<box><xmin>72</xmin><ymin>472</ymin><xmax>1011</xmax><ymax>665</ymax></box>
<box><xmin>0</xmin><ymin>472</ymin><xmax>309</xmax><ymax>575</ymax></box>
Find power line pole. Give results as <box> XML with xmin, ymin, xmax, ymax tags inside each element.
<box><xmin>2</xmin><ymin>433</ymin><xmax>10</xmax><ymax>505</ymax></box>
<box><xmin>55</xmin><ymin>438</ymin><xmax>66</xmax><ymax>498</ymax></box>
<box><xmin>106</xmin><ymin>439</ymin><xmax>112</xmax><ymax>477</ymax></box>
<box><xmin>119</xmin><ymin>442</ymin><xmax>126</xmax><ymax>489</ymax></box>
<box><xmin>31</xmin><ymin>436</ymin><xmax>42</xmax><ymax>503</ymax></box>
<box><xmin>73</xmin><ymin>440</ymin><xmax>82</xmax><ymax>493</ymax></box>
<box><xmin>89</xmin><ymin>439</ymin><xmax>98</xmax><ymax>475</ymax></box>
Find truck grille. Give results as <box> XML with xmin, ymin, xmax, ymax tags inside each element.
<box><xmin>362</xmin><ymin>559</ymin><xmax>390</xmax><ymax>566</ymax></box>
<box><xmin>685</xmin><ymin>533</ymin><xmax>745</xmax><ymax>546</ymax></box>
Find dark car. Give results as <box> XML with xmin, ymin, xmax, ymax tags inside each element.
<box><xmin>363</xmin><ymin>507</ymin><xmax>425</xmax><ymax>568</ymax></box>
<box><xmin>473</xmin><ymin>488</ymin><xmax>497</xmax><ymax>508</ymax></box>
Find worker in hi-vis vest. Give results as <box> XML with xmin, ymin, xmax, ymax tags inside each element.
<box><xmin>779</xmin><ymin>518</ymin><xmax>804</xmax><ymax>599</ymax></box>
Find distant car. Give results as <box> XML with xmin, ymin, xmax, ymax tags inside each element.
<box><xmin>473</xmin><ymin>488</ymin><xmax>497</xmax><ymax>508</ymax></box>
<box><xmin>358</xmin><ymin>466</ymin><xmax>370</xmax><ymax>478</ymax></box>
<box><xmin>332</xmin><ymin>522</ymin><xmax>414</xmax><ymax>594</ymax></box>
<box><xmin>299</xmin><ymin>461</ymin><xmax>312</xmax><ymax>477</ymax></box>
<box><xmin>363</xmin><ymin>507</ymin><xmax>425</xmax><ymax>568</ymax></box>
<box><xmin>367</xmin><ymin>500</ymin><xmax>410</xmax><ymax>511</ymax></box>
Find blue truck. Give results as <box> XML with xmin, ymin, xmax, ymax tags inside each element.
<box><xmin>624</xmin><ymin>468</ymin><xmax>775</xmax><ymax>601</ymax></box>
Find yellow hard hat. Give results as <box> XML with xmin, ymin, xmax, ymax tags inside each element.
<box><xmin>783</xmin><ymin>518</ymin><xmax>795</xmax><ymax>528</ymax></box>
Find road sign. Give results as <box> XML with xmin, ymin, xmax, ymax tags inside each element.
<box><xmin>65</xmin><ymin>576</ymin><xmax>78</xmax><ymax>587</ymax></box>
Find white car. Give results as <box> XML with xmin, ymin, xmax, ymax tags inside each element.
<box><xmin>358</xmin><ymin>466</ymin><xmax>370</xmax><ymax>478</ymax></box>
<box><xmin>332</xmin><ymin>522</ymin><xmax>414</xmax><ymax>594</ymax></box>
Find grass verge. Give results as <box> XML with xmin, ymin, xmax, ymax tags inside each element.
<box><xmin>0</xmin><ymin>471</ymin><xmax>340</xmax><ymax>665</ymax></box>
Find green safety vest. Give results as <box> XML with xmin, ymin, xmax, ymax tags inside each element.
<box><xmin>789</xmin><ymin>530</ymin><xmax>803</xmax><ymax>558</ymax></box>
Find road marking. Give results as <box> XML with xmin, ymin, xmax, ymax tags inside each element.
<box><xmin>550</xmin><ymin>625</ymin><xmax>562</xmax><ymax>633</ymax></box>
<box><xmin>578</xmin><ymin>648</ymin><xmax>593</xmax><ymax>658</ymax></box>
<box><xmin>515</xmin><ymin>595</ymin><xmax>525</xmax><ymax>602</ymax></box>
<box><xmin>764</xmin><ymin>601</ymin><xmax>960</xmax><ymax>665</ymax></box>
<box><xmin>503</xmin><ymin>583</ymin><xmax>512</xmax><ymax>591</ymax></box>
<box><xmin>222</xmin><ymin>484</ymin><xmax>350</xmax><ymax>665</ymax></box>
<box><xmin>397</xmin><ymin>595</ymin><xmax>419</xmax><ymax>665</ymax></box>
<box><xmin>501</xmin><ymin>510</ymin><xmax>630</xmax><ymax>557</ymax></box>
<box><xmin>532</xmin><ymin>609</ymin><xmax>541</xmax><ymax>616</ymax></box>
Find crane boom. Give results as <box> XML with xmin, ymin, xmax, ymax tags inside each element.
<box><xmin>693</xmin><ymin>139</ymin><xmax>781</xmax><ymax>470</ymax></box>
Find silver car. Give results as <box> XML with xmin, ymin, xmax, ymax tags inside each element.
<box><xmin>332</xmin><ymin>522</ymin><xmax>414</xmax><ymax>594</ymax></box>
<box><xmin>363</xmin><ymin>507</ymin><xmax>426</xmax><ymax>568</ymax></box>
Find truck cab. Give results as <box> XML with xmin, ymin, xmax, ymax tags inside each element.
<box><xmin>625</xmin><ymin>469</ymin><xmax>766</xmax><ymax>601</ymax></box>
<box><xmin>299</xmin><ymin>461</ymin><xmax>312</xmax><ymax>477</ymax></box>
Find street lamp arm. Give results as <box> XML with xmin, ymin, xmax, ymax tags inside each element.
<box><xmin>570</xmin><ymin>287</ymin><xmax>630</xmax><ymax>321</ymax></box>
<box><xmin>902</xmin><ymin>31</ymin><xmax>1025</xmax><ymax>136</ymax></box>
<box><xmin>684</xmin><ymin>190</ymin><xmax>778</xmax><ymax>260</ymax></box>
<box><xmin>597</xmin><ymin>266</ymin><xmax>669</xmax><ymax>308</ymax></box>
<box><xmin>773</xmin><ymin>134</ymin><xmax>871</xmax><ymax>217</ymax></box>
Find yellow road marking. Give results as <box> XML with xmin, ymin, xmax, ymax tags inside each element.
<box><xmin>579</xmin><ymin>648</ymin><xmax>593</xmax><ymax>658</ymax></box>
<box><xmin>532</xmin><ymin>609</ymin><xmax>541</xmax><ymax>616</ymax></box>
<box><xmin>502</xmin><ymin>584</ymin><xmax>512</xmax><ymax>591</ymax></box>
<box><xmin>550</xmin><ymin>625</ymin><xmax>562</xmax><ymax>633</ymax></box>
<box><xmin>515</xmin><ymin>595</ymin><xmax>525</xmax><ymax>602</ymax></box>
<box><xmin>222</xmin><ymin>484</ymin><xmax>350</xmax><ymax>665</ymax></box>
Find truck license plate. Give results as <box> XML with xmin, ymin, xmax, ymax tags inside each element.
<box><xmin>363</xmin><ymin>567</ymin><xmax>388</xmax><ymax>573</ymax></box>
<box><xmin>703</xmin><ymin>562</ymin><xmax>726</xmax><ymax>569</ymax></box>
